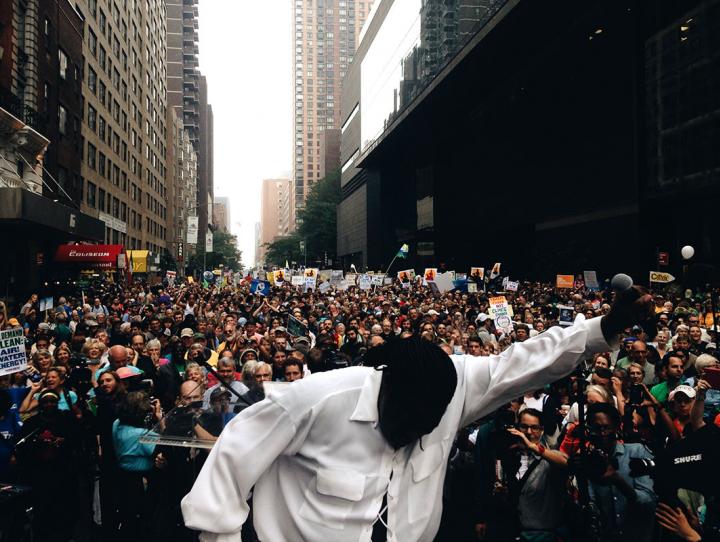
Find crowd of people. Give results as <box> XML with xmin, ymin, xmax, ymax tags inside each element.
<box><xmin>0</xmin><ymin>272</ymin><xmax>718</xmax><ymax>541</ymax></box>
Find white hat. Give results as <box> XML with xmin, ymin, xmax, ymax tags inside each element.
<box><xmin>476</xmin><ymin>313</ymin><xmax>490</xmax><ymax>323</ymax></box>
<box><xmin>669</xmin><ymin>385</ymin><xmax>696</xmax><ymax>401</ymax></box>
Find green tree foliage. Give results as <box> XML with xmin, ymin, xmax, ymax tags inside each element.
<box><xmin>189</xmin><ymin>230</ymin><xmax>243</xmax><ymax>271</ymax></box>
<box><xmin>264</xmin><ymin>169</ymin><xmax>340</xmax><ymax>267</ymax></box>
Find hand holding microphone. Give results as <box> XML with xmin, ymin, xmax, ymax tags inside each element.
<box><xmin>600</xmin><ymin>274</ymin><xmax>655</xmax><ymax>343</ymax></box>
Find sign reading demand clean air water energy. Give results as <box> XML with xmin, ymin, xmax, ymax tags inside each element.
<box><xmin>0</xmin><ymin>328</ymin><xmax>27</xmax><ymax>376</ymax></box>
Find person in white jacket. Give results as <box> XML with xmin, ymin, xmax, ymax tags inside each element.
<box><xmin>182</xmin><ymin>288</ymin><xmax>650</xmax><ymax>542</ymax></box>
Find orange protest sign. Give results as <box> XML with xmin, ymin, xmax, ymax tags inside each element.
<box><xmin>556</xmin><ymin>275</ymin><xmax>574</xmax><ymax>289</ymax></box>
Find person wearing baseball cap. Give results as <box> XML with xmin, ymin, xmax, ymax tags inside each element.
<box><xmin>669</xmin><ymin>384</ymin><xmax>697</xmax><ymax>436</ymax></box>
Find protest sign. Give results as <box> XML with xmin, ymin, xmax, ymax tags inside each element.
<box><xmin>468</xmin><ymin>282</ymin><xmax>478</xmax><ymax>293</ymax></box>
<box><xmin>291</xmin><ymin>275</ymin><xmax>305</xmax><ymax>286</ymax></box>
<box><xmin>490</xmin><ymin>263</ymin><xmax>502</xmax><ymax>280</ymax></box>
<box><xmin>649</xmin><ymin>271</ymin><xmax>675</xmax><ymax>284</ymax></box>
<box><xmin>287</xmin><ymin>315</ymin><xmax>308</xmax><ymax>337</ymax></box>
<box><xmin>556</xmin><ymin>275</ymin><xmax>574</xmax><ymax>289</ymax></box>
<box><xmin>371</xmin><ymin>274</ymin><xmax>385</xmax><ymax>286</ymax></box>
<box><xmin>330</xmin><ymin>270</ymin><xmax>344</xmax><ymax>286</ymax></box>
<box><xmin>583</xmin><ymin>270</ymin><xmax>599</xmax><ymax>290</ymax></box>
<box><xmin>502</xmin><ymin>277</ymin><xmax>509</xmax><ymax>289</ymax></box>
<box><xmin>383</xmin><ymin>277</ymin><xmax>393</xmax><ymax>285</ymax></box>
<box><xmin>166</xmin><ymin>271</ymin><xmax>176</xmax><ymax>286</ymax></box>
<box><xmin>488</xmin><ymin>296</ymin><xmax>513</xmax><ymax>333</ymax></box>
<box><xmin>318</xmin><ymin>269</ymin><xmax>332</xmax><ymax>282</ymax></box>
<box><xmin>317</xmin><ymin>281</ymin><xmax>330</xmax><ymax>293</ymax></box>
<box><xmin>558</xmin><ymin>305</ymin><xmax>575</xmax><ymax>326</ymax></box>
<box><xmin>250</xmin><ymin>280</ymin><xmax>271</xmax><ymax>296</ymax></box>
<box><xmin>273</xmin><ymin>269</ymin><xmax>286</xmax><ymax>284</ymax></box>
<box><xmin>345</xmin><ymin>273</ymin><xmax>357</xmax><ymax>285</ymax></box>
<box><xmin>337</xmin><ymin>279</ymin><xmax>349</xmax><ymax>291</ymax></box>
<box><xmin>506</xmin><ymin>281</ymin><xmax>519</xmax><ymax>292</ymax></box>
<box><xmin>358</xmin><ymin>274</ymin><xmax>372</xmax><ymax>290</ymax></box>
<box><xmin>0</xmin><ymin>328</ymin><xmax>27</xmax><ymax>376</ymax></box>
<box><xmin>424</xmin><ymin>268</ymin><xmax>437</xmax><ymax>282</ymax></box>
<box><xmin>39</xmin><ymin>296</ymin><xmax>53</xmax><ymax>312</ymax></box>
<box><xmin>469</xmin><ymin>267</ymin><xmax>485</xmax><ymax>282</ymax></box>
<box><xmin>304</xmin><ymin>268</ymin><xmax>318</xmax><ymax>279</ymax></box>
<box><xmin>434</xmin><ymin>272</ymin><xmax>455</xmax><ymax>293</ymax></box>
<box><xmin>397</xmin><ymin>269</ymin><xmax>416</xmax><ymax>283</ymax></box>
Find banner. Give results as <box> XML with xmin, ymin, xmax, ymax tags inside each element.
<box><xmin>205</xmin><ymin>232</ymin><xmax>213</xmax><ymax>253</ymax></box>
<box><xmin>583</xmin><ymin>270</ymin><xmax>599</xmax><ymax>290</ymax></box>
<box><xmin>649</xmin><ymin>271</ymin><xmax>675</xmax><ymax>284</ymax></box>
<box><xmin>187</xmin><ymin>216</ymin><xmax>199</xmax><ymax>244</ymax></box>
<box><xmin>556</xmin><ymin>274</ymin><xmax>574</xmax><ymax>289</ymax></box>
<box><xmin>0</xmin><ymin>328</ymin><xmax>27</xmax><ymax>376</ymax></box>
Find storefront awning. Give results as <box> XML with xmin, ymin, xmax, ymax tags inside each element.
<box><xmin>54</xmin><ymin>244</ymin><xmax>125</xmax><ymax>269</ymax></box>
<box><xmin>127</xmin><ymin>250</ymin><xmax>149</xmax><ymax>273</ymax></box>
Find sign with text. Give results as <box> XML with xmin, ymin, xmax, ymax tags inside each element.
<box><xmin>291</xmin><ymin>275</ymin><xmax>305</xmax><ymax>286</ymax></box>
<box><xmin>358</xmin><ymin>274</ymin><xmax>372</xmax><ymax>290</ymax></box>
<box><xmin>658</xmin><ymin>252</ymin><xmax>669</xmax><ymax>266</ymax></box>
<box><xmin>371</xmin><ymin>274</ymin><xmax>385</xmax><ymax>286</ymax></box>
<box><xmin>187</xmin><ymin>217</ymin><xmax>199</xmax><ymax>244</ymax></box>
<box><xmin>506</xmin><ymin>281</ymin><xmax>519</xmax><ymax>292</ymax></box>
<box><xmin>583</xmin><ymin>270</ymin><xmax>599</xmax><ymax>290</ymax></box>
<box><xmin>649</xmin><ymin>271</ymin><xmax>675</xmax><ymax>284</ymax></box>
<box><xmin>0</xmin><ymin>328</ymin><xmax>27</xmax><ymax>376</ymax></box>
<box><xmin>556</xmin><ymin>275</ymin><xmax>575</xmax><ymax>289</ymax></box>
<box><xmin>488</xmin><ymin>296</ymin><xmax>513</xmax><ymax>333</ymax></box>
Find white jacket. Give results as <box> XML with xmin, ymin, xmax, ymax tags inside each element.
<box><xmin>182</xmin><ymin>316</ymin><xmax>610</xmax><ymax>541</ymax></box>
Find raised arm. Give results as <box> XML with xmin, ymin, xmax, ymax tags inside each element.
<box><xmin>459</xmin><ymin>315</ymin><xmax>612</xmax><ymax>426</ymax></box>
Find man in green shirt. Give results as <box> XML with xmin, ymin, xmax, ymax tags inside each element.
<box><xmin>650</xmin><ymin>354</ymin><xmax>685</xmax><ymax>404</ymax></box>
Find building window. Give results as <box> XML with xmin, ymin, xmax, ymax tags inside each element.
<box><xmin>58</xmin><ymin>49</ymin><xmax>68</xmax><ymax>79</ymax></box>
<box><xmin>98</xmin><ymin>152</ymin><xmax>106</xmax><ymax>177</ymax></box>
<box><xmin>87</xmin><ymin>181</ymin><xmax>96</xmax><ymax>207</ymax></box>
<box><xmin>88</xmin><ymin>67</ymin><xmax>97</xmax><ymax>93</ymax></box>
<box><xmin>58</xmin><ymin>105</ymin><xmax>67</xmax><ymax>135</ymax></box>
<box><xmin>87</xmin><ymin>105</ymin><xmax>96</xmax><ymax>131</ymax></box>
<box><xmin>98</xmin><ymin>116</ymin><xmax>105</xmax><ymax>140</ymax></box>
<box><xmin>88</xmin><ymin>30</ymin><xmax>97</xmax><ymax>57</ymax></box>
<box><xmin>88</xmin><ymin>143</ymin><xmax>97</xmax><ymax>169</ymax></box>
<box><xmin>98</xmin><ymin>189</ymin><xmax>106</xmax><ymax>212</ymax></box>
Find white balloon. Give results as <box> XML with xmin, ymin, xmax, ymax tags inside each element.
<box><xmin>681</xmin><ymin>245</ymin><xmax>695</xmax><ymax>260</ymax></box>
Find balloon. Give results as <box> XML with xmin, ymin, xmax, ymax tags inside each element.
<box><xmin>681</xmin><ymin>245</ymin><xmax>695</xmax><ymax>260</ymax></box>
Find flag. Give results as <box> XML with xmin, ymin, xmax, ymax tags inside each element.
<box><xmin>250</xmin><ymin>279</ymin><xmax>271</xmax><ymax>296</ymax></box>
<box><xmin>396</xmin><ymin>244</ymin><xmax>409</xmax><ymax>259</ymax></box>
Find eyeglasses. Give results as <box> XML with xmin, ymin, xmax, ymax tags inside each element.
<box><xmin>518</xmin><ymin>423</ymin><xmax>543</xmax><ymax>432</ymax></box>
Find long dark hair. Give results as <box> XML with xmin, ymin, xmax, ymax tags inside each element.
<box><xmin>117</xmin><ymin>391</ymin><xmax>151</xmax><ymax>428</ymax></box>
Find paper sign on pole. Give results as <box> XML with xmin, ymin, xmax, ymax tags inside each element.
<box><xmin>649</xmin><ymin>271</ymin><xmax>675</xmax><ymax>284</ymax></box>
<box><xmin>205</xmin><ymin>232</ymin><xmax>213</xmax><ymax>253</ymax></box>
<box><xmin>0</xmin><ymin>328</ymin><xmax>27</xmax><ymax>376</ymax></box>
<box><xmin>39</xmin><ymin>297</ymin><xmax>54</xmax><ymax>312</ymax></box>
<box><xmin>556</xmin><ymin>275</ymin><xmax>575</xmax><ymax>289</ymax></box>
<box><xmin>583</xmin><ymin>270</ymin><xmax>599</xmax><ymax>290</ymax></box>
<box><xmin>187</xmin><ymin>217</ymin><xmax>199</xmax><ymax>244</ymax></box>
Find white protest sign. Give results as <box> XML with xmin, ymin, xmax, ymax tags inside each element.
<box><xmin>558</xmin><ymin>305</ymin><xmax>575</xmax><ymax>326</ymax></box>
<box><xmin>330</xmin><ymin>270</ymin><xmax>344</xmax><ymax>286</ymax></box>
<box><xmin>39</xmin><ymin>297</ymin><xmax>54</xmax><ymax>312</ymax></box>
<box><xmin>649</xmin><ymin>271</ymin><xmax>675</xmax><ymax>284</ymax></box>
<box><xmin>0</xmin><ymin>328</ymin><xmax>27</xmax><ymax>376</ymax></box>
<box><xmin>318</xmin><ymin>281</ymin><xmax>331</xmax><ymax>293</ymax></box>
<box><xmin>488</xmin><ymin>296</ymin><xmax>513</xmax><ymax>333</ymax></box>
<box><xmin>337</xmin><ymin>279</ymin><xmax>349</xmax><ymax>291</ymax></box>
<box><xmin>305</xmin><ymin>277</ymin><xmax>317</xmax><ymax>291</ymax></box>
<box><xmin>433</xmin><ymin>272</ymin><xmax>455</xmax><ymax>293</ymax></box>
<box><xmin>506</xmin><ymin>281</ymin><xmax>519</xmax><ymax>292</ymax></box>
<box><xmin>291</xmin><ymin>275</ymin><xmax>305</xmax><ymax>287</ymax></box>
<box><xmin>358</xmin><ymin>274</ymin><xmax>372</xmax><ymax>290</ymax></box>
<box><xmin>371</xmin><ymin>274</ymin><xmax>385</xmax><ymax>286</ymax></box>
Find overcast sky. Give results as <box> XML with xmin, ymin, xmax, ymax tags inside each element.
<box><xmin>199</xmin><ymin>1</ymin><xmax>292</xmax><ymax>267</ymax></box>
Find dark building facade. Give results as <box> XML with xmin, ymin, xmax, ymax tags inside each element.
<box><xmin>338</xmin><ymin>0</ymin><xmax>720</xmax><ymax>282</ymax></box>
<box><xmin>37</xmin><ymin>0</ymin><xmax>84</xmax><ymax>204</ymax></box>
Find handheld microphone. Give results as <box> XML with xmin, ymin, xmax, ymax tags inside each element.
<box><xmin>609</xmin><ymin>273</ymin><xmax>658</xmax><ymax>340</ymax></box>
<box><xmin>610</xmin><ymin>273</ymin><xmax>633</xmax><ymax>293</ymax></box>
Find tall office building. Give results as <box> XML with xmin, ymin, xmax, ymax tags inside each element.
<box><xmin>76</xmin><ymin>0</ymin><xmax>170</xmax><ymax>254</ymax></box>
<box><xmin>292</xmin><ymin>0</ymin><xmax>374</xmax><ymax>221</ymax></box>
<box><xmin>167</xmin><ymin>0</ymin><xmax>213</xmax><ymax>255</ymax></box>
<box><xmin>213</xmin><ymin>196</ymin><xmax>230</xmax><ymax>233</ymax></box>
<box><xmin>258</xmin><ymin>178</ymin><xmax>292</xmax><ymax>265</ymax></box>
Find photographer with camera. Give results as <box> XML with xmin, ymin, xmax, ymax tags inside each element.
<box><xmin>569</xmin><ymin>403</ymin><xmax>657</xmax><ymax>542</ymax></box>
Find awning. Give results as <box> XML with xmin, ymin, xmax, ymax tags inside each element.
<box><xmin>127</xmin><ymin>250</ymin><xmax>149</xmax><ymax>273</ymax></box>
<box><xmin>54</xmin><ymin>244</ymin><xmax>125</xmax><ymax>269</ymax></box>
